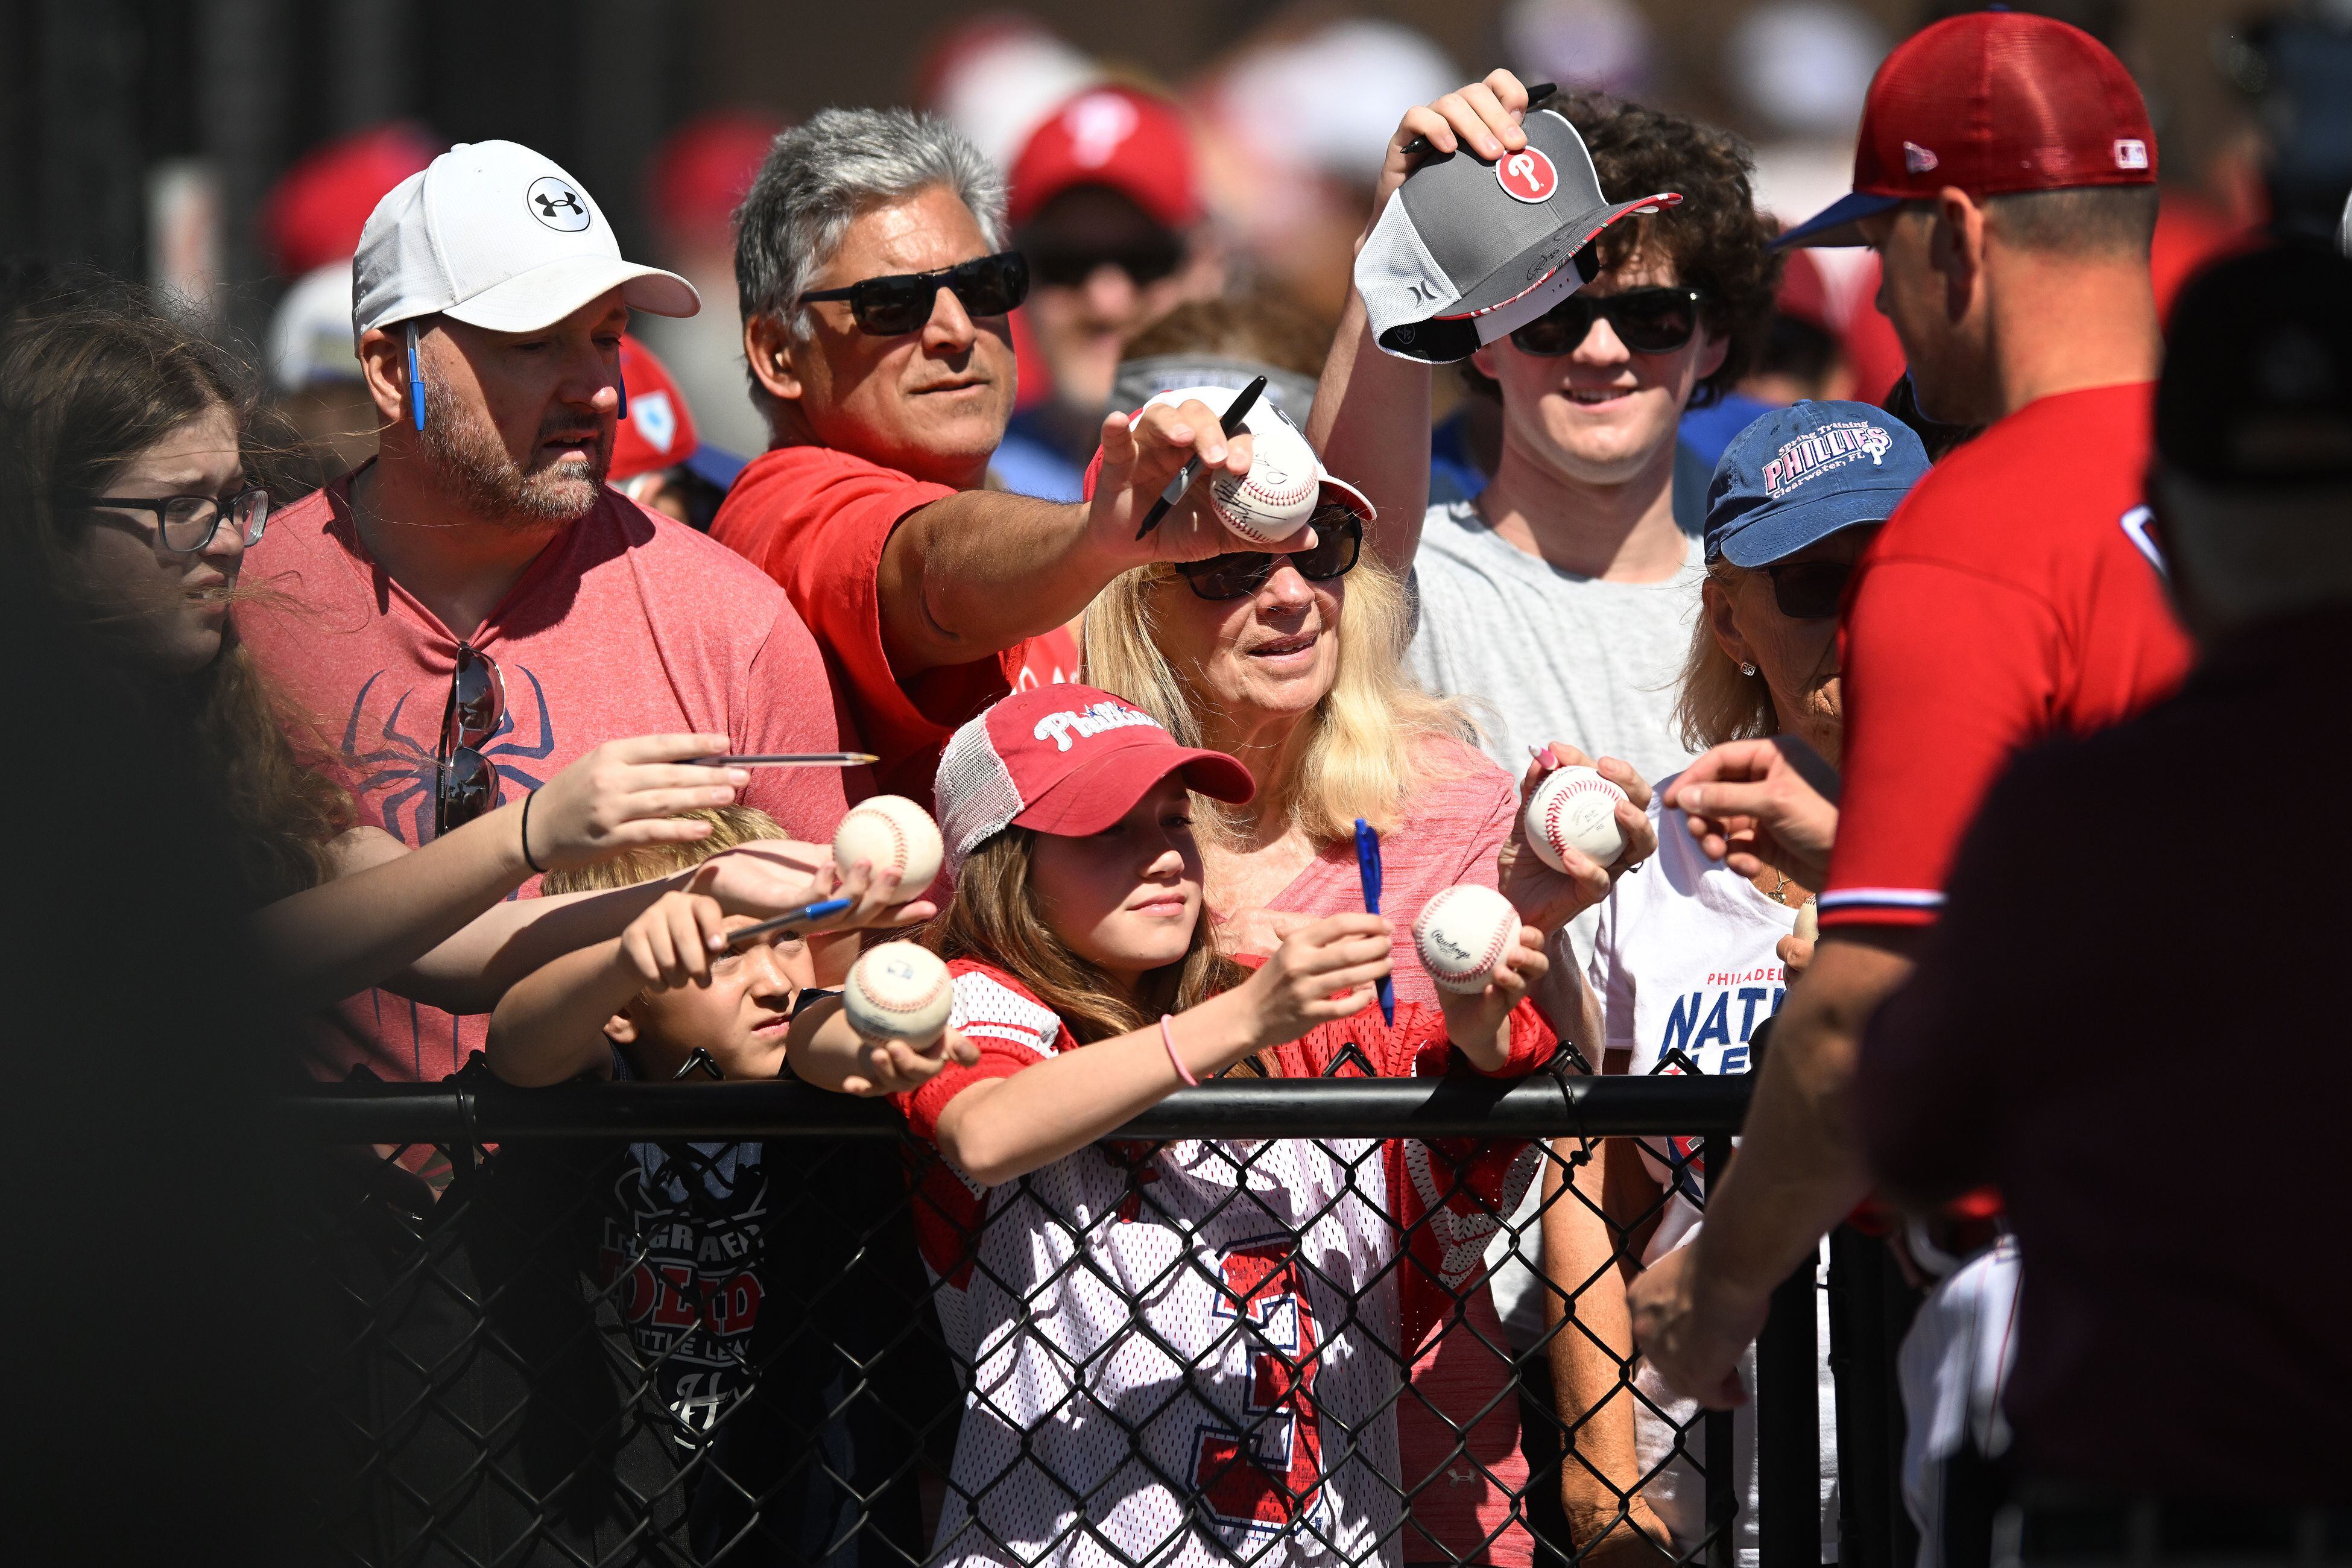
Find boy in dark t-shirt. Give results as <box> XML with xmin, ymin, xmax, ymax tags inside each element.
<box><xmin>481</xmin><ymin>807</ymin><xmax>944</xmax><ymax>1563</ymax></box>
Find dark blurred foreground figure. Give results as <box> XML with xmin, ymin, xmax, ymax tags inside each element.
<box><xmin>1858</xmin><ymin>241</ymin><xmax>2352</xmax><ymax>1547</ymax></box>
<box><xmin>0</xmin><ymin>289</ymin><xmax>298</xmax><ymax>1566</ymax></box>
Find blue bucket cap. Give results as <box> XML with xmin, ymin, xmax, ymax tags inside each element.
<box><xmin>1704</xmin><ymin>400</ymin><xmax>1930</xmax><ymax>568</ymax></box>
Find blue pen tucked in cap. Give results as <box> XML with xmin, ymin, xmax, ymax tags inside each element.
<box><xmin>1704</xmin><ymin>400</ymin><xmax>1932</xmax><ymax>569</ymax></box>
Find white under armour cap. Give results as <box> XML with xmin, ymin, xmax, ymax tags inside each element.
<box><xmin>352</xmin><ymin>139</ymin><xmax>698</xmax><ymax>345</ymax></box>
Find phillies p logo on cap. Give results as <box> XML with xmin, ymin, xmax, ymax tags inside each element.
<box><xmin>1497</xmin><ymin>148</ymin><xmax>1560</xmax><ymax>203</ymax></box>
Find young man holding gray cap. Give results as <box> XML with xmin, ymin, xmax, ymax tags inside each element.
<box><xmin>235</xmin><ymin>139</ymin><xmax>851</xmax><ymax>1090</ymax></box>
<box><xmin>1630</xmin><ymin>11</ymin><xmax>2197</xmax><ymax>1412</ymax></box>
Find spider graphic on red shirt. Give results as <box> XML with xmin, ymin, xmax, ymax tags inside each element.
<box><xmin>339</xmin><ymin>665</ymin><xmax>558</xmax><ymax>844</ymax></box>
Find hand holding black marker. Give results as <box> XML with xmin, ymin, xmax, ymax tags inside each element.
<box><xmin>1397</xmin><ymin>81</ymin><xmax>1555</xmax><ymax>160</ymax></box>
<box><xmin>1134</xmin><ymin>375</ymin><xmax>1267</xmax><ymax>540</ymax></box>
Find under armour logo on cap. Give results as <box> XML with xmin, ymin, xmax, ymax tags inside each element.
<box><xmin>1496</xmin><ymin>148</ymin><xmax>1559</xmax><ymax>203</ymax></box>
<box><xmin>526</xmin><ymin>175</ymin><xmax>591</xmax><ymax>232</ymax></box>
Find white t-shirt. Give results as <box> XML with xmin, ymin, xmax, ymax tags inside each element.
<box><xmin>1406</xmin><ymin>499</ymin><xmax>1707</xmax><ymax>789</ymax></box>
<box><xmin>1587</xmin><ymin>774</ymin><xmax>1836</xmax><ymax>1565</ymax></box>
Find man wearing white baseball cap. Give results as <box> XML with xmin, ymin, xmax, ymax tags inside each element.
<box><xmin>236</xmin><ymin>139</ymin><xmax>853</xmax><ymax>1092</ymax></box>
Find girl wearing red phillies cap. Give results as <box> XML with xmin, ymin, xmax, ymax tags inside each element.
<box><xmin>789</xmin><ymin>683</ymin><xmax>1558</xmax><ymax>1568</ymax></box>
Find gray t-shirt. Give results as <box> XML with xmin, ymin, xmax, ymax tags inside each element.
<box><xmin>1406</xmin><ymin>498</ymin><xmax>1707</xmax><ymax>786</ymax></box>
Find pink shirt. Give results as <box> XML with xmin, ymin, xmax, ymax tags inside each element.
<box><xmin>236</xmin><ymin>469</ymin><xmax>850</xmax><ymax>1086</ymax></box>
<box><xmin>1226</xmin><ymin>733</ymin><xmax>1531</xmax><ymax>1566</ymax></box>
<box><xmin>1249</xmin><ymin>735</ymin><xmax>1519</xmax><ymax>1006</ymax></box>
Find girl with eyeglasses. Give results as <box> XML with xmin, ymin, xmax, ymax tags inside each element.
<box><xmin>1081</xmin><ymin>379</ymin><xmax>1657</xmax><ymax>1568</ymax></box>
<box><xmin>0</xmin><ymin>282</ymin><xmax>915</xmax><ymax>1016</ymax></box>
<box><xmin>1551</xmin><ymin>402</ymin><xmax>1935</xmax><ymax>1566</ymax></box>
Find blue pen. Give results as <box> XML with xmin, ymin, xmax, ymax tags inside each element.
<box><xmin>724</xmin><ymin>896</ymin><xmax>853</xmax><ymax>950</ymax></box>
<box><xmin>1353</xmin><ymin>817</ymin><xmax>1394</xmax><ymax>1026</ymax></box>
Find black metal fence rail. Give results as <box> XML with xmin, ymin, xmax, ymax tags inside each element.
<box><xmin>284</xmin><ymin>1074</ymin><xmax>1912</xmax><ymax>1568</ymax></box>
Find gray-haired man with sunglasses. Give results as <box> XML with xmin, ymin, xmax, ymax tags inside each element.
<box><xmin>715</xmin><ymin>108</ymin><xmax>1294</xmax><ymax>805</ymax></box>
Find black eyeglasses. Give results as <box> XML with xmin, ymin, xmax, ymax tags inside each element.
<box><xmin>1171</xmin><ymin>512</ymin><xmax>1363</xmax><ymax>602</ymax></box>
<box><xmin>795</xmin><ymin>251</ymin><xmax>1030</xmax><ymax>336</ymax></box>
<box><xmin>1508</xmin><ymin>286</ymin><xmax>1704</xmax><ymax>357</ymax></box>
<box><xmin>436</xmin><ymin>642</ymin><xmax>507</xmax><ymax>835</ymax></box>
<box><xmin>89</xmin><ymin>487</ymin><xmax>270</xmax><ymax>557</ymax></box>
<box><xmin>1766</xmin><ymin>558</ymin><xmax>1854</xmax><ymax>621</ymax></box>
<box><xmin>1026</xmin><ymin>235</ymin><xmax>1185</xmax><ymax>290</ymax></box>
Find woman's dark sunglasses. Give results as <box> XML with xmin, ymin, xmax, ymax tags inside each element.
<box><xmin>1172</xmin><ymin>512</ymin><xmax>1363</xmax><ymax>602</ymax></box>
<box><xmin>90</xmin><ymin>486</ymin><xmax>270</xmax><ymax>556</ymax></box>
<box><xmin>437</xmin><ymin>642</ymin><xmax>507</xmax><ymax>835</ymax></box>
<box><xmin>1766</xmin><ymin>558</ymin><xmax>1854</xmax><ymax>621</ymax></box>
<box><xmin>795</xmin><ymin>251</ymin><xmax>1030</xmax><ymax>336</ymax></box>
<box><xmin>1508</xmin><ymin>286</ymin><xmax>1703</xmax><ymax>357</ymax></box>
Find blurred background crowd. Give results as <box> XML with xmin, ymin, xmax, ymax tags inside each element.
<box><xmin>7</xmin><ymin>0</ymin><xmax>2347</xmax><ymax>485</ymax></box>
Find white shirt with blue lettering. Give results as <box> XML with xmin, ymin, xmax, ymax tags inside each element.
<box><xmin>1586</xmin><ymin>768</ymin><xmax>1836</xmax><ymax>1565</ymax></box>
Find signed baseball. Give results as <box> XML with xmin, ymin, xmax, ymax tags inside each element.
<box><xmin>842</xmin><ymin>941</ymin><xmax>954</xmax><ymax>1046</ymax></box>
<box><xmin>1413</xmin><ymin>885</ymin><xmax>1523</xmax><ymax>994</ymax></box>
<box><xmin>1525</xmin><ymin>765</ymin><xmax>1630</xmax><ymax>872</ymax></box>
<box><xmin>833</xmin><ymin>794</ymin><xmax>944</xmax><ymax>891</ymax></box>
<box><xmin>1207</xmin><ymin>419</ymin><xmax>1320</xmax><ymax>545</ymax></box>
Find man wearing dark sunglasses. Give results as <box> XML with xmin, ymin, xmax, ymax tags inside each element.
<box><xmin>717</xmin><ymin>109</ymin><xmax>1297</xmax><ymax>805</ymax></box>
<box><xmin>1313</xmin><ymin>80</ymin><xmax>1779</xmax><ymax>804</ymax></box>
<box><xmin>992</xmin><ymin>85</ymin><xmax>1223</xmax><ymax>504</ymax></box>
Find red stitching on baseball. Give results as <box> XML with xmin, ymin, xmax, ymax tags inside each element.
<box><xmin>849</xmin><ymin>805</ymin><xmax>910</xmax><ymax>874</ymax></box>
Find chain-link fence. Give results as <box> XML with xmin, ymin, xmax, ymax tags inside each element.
<box><xmin>287</xmin><ymin>1058</ymin><xmax>1916</xmax><ymax>1568</ymax></box>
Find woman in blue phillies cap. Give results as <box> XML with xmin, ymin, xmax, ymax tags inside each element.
<box><xmin>1544</xmin><ymin>399</ymin><xmax>1929</xmax><ymax>1564</ymax></box>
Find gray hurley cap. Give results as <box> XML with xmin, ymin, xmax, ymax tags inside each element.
<box><xmin>1354</xmin><ymin>107</ymin><xmax>1680</xmax><ymax>364</ymax></box>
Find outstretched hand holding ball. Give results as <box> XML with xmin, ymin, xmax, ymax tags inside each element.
<box><xmin>833</xmin><ymin>794</ymin><xmax>944</xmax><ymax>892</ymax></box>
<box><xmin>833</xmin><ymin>940</ymin><xmax>973</xmax><ymax>1096</ymax></box>
<box><xmin>1414</xmin><ymin>884</ymin><xmax>1549</xmax><ymax>1069</ymax></box>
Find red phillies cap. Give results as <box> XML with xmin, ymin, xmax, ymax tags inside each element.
<box><xmin>610</xmin><ymin>335</ymin><xmax>700</xmax><ymax>484</ymax></box>
<box><xmin>934</xmin><ymin>684</ymin><xmax>1253</xmax><ymax>871</ymax></box>
<box><xmin>1780</xmin><ymin>10</ymin><xmax>2157</xmax><ymax>248</ymax></box>
<box><xmin>1009</xmin><ymin>85</ymin><xmax>1201</xmax><ymax>233</ymax></box>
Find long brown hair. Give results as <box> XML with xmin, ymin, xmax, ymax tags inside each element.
<box><xmin>926</xmin><ymin>824</ymin><xmax>1248</xmax><ymax>1047</ymax></box>
<box><xmin>0</xmin><ymin>280</ymin><xmax>349</xmax><ymax>902</ymax></box>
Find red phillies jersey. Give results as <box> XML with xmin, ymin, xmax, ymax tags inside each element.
<box><xmin>1820</xmin><ymin>384</ymin><xmax>2191</xmax><ymax>929</ymax></box>
<box><xmin>712</xmin><ymin>445</ymin><xmax>1030</xmax><ymax>805</ymax></box>
<box><xmin>895</xmin><ymin>960</ymin><xmax>1552</xmax><ymax>1567</ymax></box>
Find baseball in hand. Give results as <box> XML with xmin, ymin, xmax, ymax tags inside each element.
<box><xmin>1414</xmin><ymin>885</ymin><xmax>1523</xmax><ymax>994</ymax></box>
<box><xmin>833</xmin><ymin>794</ymin><xmax>944</xmax><ymax>891</ymax></box>
<box><xmin>842</xmin><ymin>941</ymin><xmax>954</xmax><ymax>1046</ymax></box>
<box><xmin>1207</xmin><ymin>414</ymin><xmax>1321</xmax><ymax>545</ymax></box>
<box><xmin>1525</xmin><ymin>765</ymin><xmax>1630</xmax><ymax>872</ymax></box>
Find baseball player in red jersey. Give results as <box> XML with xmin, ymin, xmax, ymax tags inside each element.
<box><xmin>1627</xmin><ymin>11</ymin><xmax>2195</xmax><ymax>1406</ymax></box>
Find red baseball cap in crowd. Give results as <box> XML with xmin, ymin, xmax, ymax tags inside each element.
<box><xmin>1778</xmin><ymin>10</ymin><xmax>2157</xmax><ymax>248</ymax></box>
<box><xmin>935</xmin><ymin>685</ymin><xmax>1253</xmax><ymax>871</ymax></box>
<box><xmin>261</xmin><ymin>122</ymin><xmax>437</xmax><ymax>279</ymax></box>
<box><xmin>1009</xmin><ymin>85</ymin><xmax>1201</xmax><ymax>232</ymax></box>
<box><xmin>610</xmin><ymin>335</ymin><xmax>745</xmax><ymax>490</ymax></box>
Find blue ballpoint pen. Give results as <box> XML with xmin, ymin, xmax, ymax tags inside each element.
<box><xmin>1353</xmin><ymin>818</ymin><xmax>1394</xmax><ymax>1026</ymax></box>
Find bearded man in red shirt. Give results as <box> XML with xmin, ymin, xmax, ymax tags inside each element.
<box><xmin>1629</xmin><ymin>11</ymin><xmax>2196</xmax><ymax>1404</ymax></box>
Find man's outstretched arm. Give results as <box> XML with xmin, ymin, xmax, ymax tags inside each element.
<box><xmin>1626</xmin><ymin>927</ymin><xmax>1921</xmax><ymax>1406</ymax></box>
<box><xmin>879</xmin><ymin>400</ymin><xmax>1274</xmax><ymax>677</ymax></box>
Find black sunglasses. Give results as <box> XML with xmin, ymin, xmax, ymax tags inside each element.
<box><xmin>1026</xmin><ymin>235</ymin><xmax>1185</xmax><ymax>290</ymax></box>
<box><xmin>436</xmin><ymin>642</ymin><xmax>507</xmax><ymax>835</ymax></box>
<box><xmin>1766</xmin><ymin>558</ymin><xmax>1854</xmax><ymax>621</ymax></box>
<box><xmin>1509</xmin><ymin>286</ymin><xmax>1704</xmax><ymax>357</ymax></box>
<box><xmin>1172</xmin><ymin>512</ymin><xmax>1363</xmax><ymax>602</ymax></box>
<box><xmin>90</xmin><ymin>486</ymin><xmax>270</xmax><ymax>557</ymax></box>
<box><xmin>795</xmin><ymin>251</ymin><xmax>1030</xmax><ymax>336</ymax></box>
